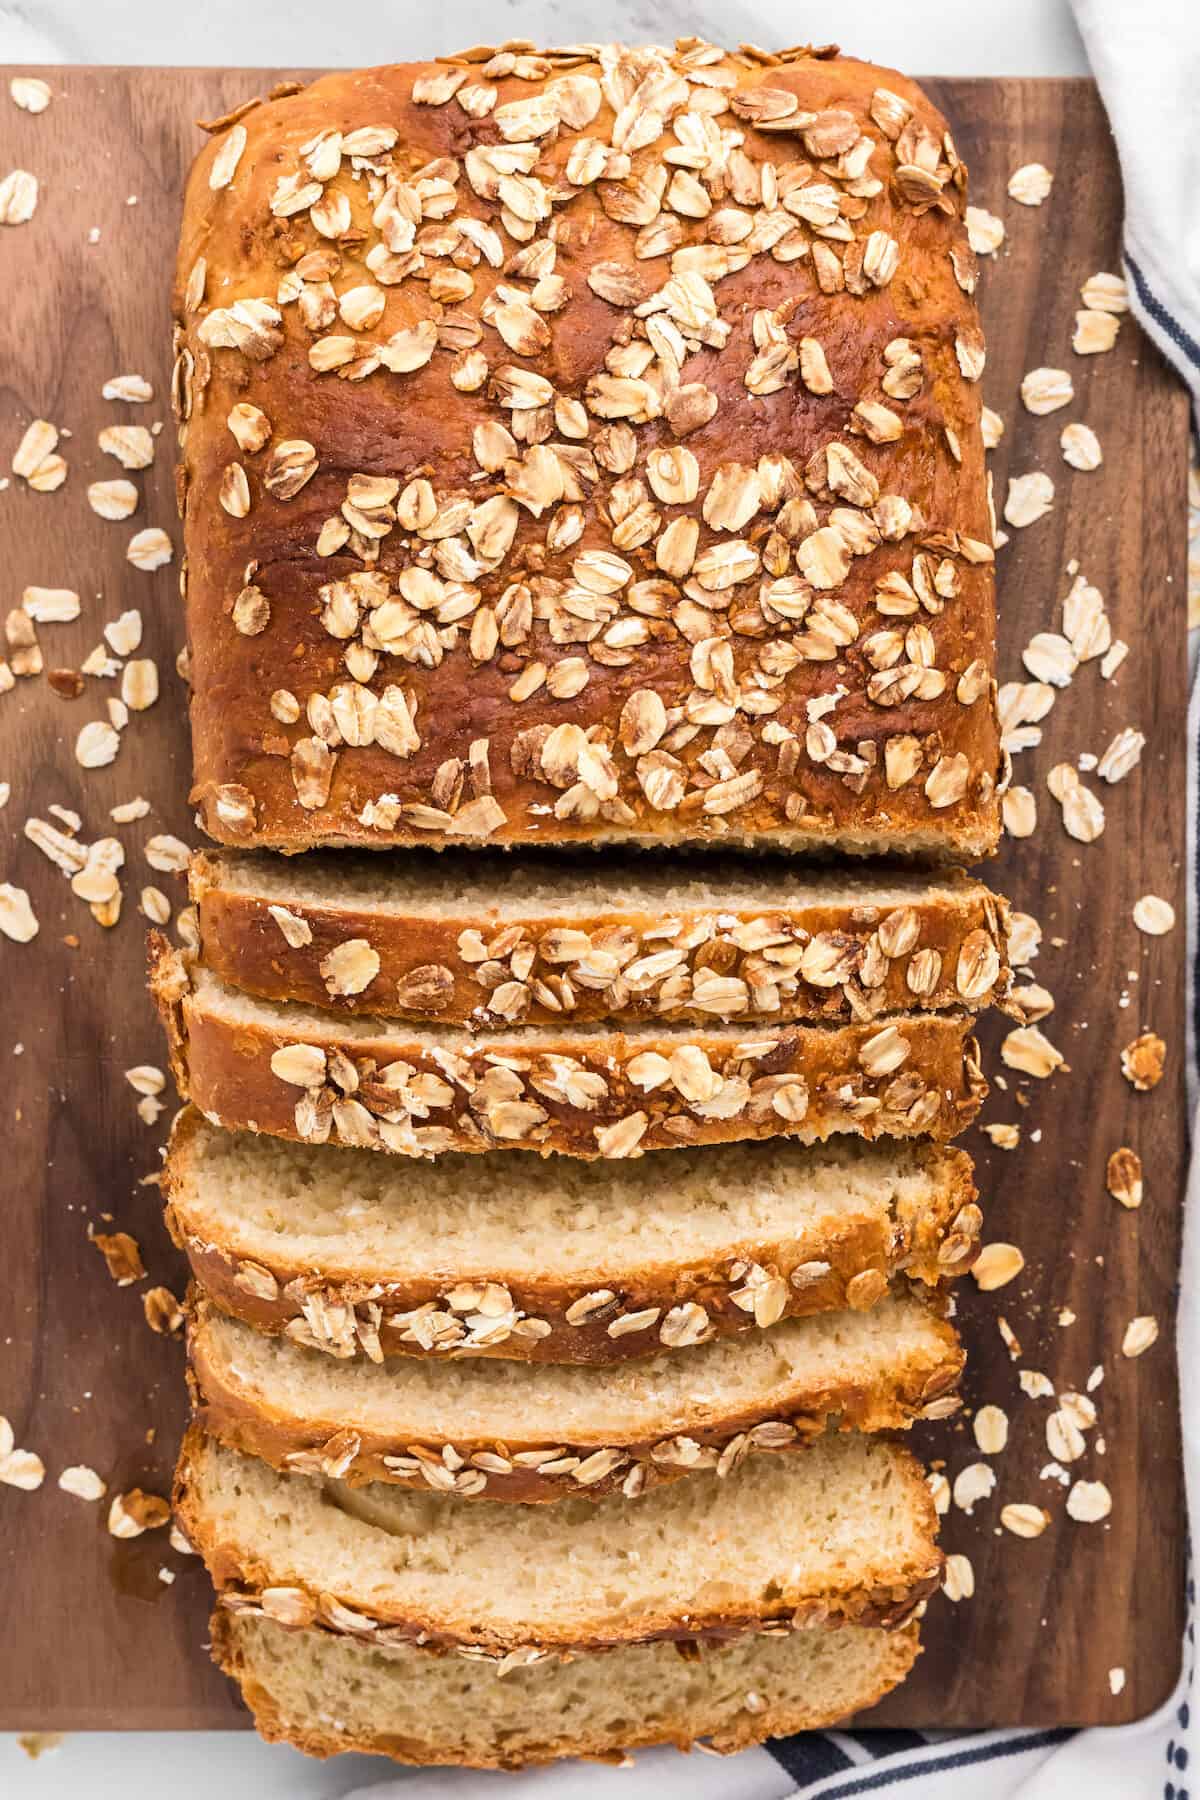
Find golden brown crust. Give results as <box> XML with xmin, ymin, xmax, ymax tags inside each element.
<box><xmin>150</xmin><ymin>938</ymin><xmax>987</xmax><ymax>1162</ymax></box>
<box><xmin>175</xmin><ymin>47</ymin><xmax>999</xmax><ymax>860</ymax></box>
<box><xmin>192</xmin><ymin>849</ymin><xmax>1011</xmax><ymax>1027</ymax></box>
<box><xmin>186</xmin><ymin>1290</ymin><xmax>964</xmax><ymax>1502</ymax></box>
<box><xmin>209</xmin><ymin>1610</ymin><xmax>922</xmax><ymax>1765</ymax></box>
<box><xmin>176</xmin><ymin>1425</ymin><xmax>942</xmax><ymax>1650</ymax></box>
<box><xmin>165</xmin><ymin>1106</ymin><xmax>981</xmax><ymax>1365</ymax></box>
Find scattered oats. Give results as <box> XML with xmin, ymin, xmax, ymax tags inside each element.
<box><xmin>1001</xmin><ymin>1503</ymin><xmax>1050</xmax><ymax>1538</ymax></box>
<box><xmin>953</xmin><ymin>1461</ymin><xmax>996</xmax><ymax>1514</ymax></box>
<box><xmin>1066</xmin><ymin>1479</ymin><xmax>1112</xmax><ymax>1523</ymax></box>
<box><xmin>10</xmin><ymin>77</ymin><xmax>51</xmax><ymax>114</ymax></box>
<box><xmin>125</xmin><ymin>1064</ymin><xmax>165</xmax><ymax>1097</ymax></box>
<box><xmin>58</xmin><ymin>1465</ymin><xmax>106</xmax><ymax>1501</ymax></box>
<box><xmin>1023</xmin><ymin>633</ymin><xmax>1076</xmax><ymax>687</ymax></box>
<box><xmin>1046</xmin><ymin>1409</ymin><xmax>1086</xmax><ymax>1464</ymax></box>
<box><xmin>981</xmin><ymin>406</ymin><xmax>1005</xmax><ymax>450</ymax></box>
<box><xmin>0</xmin><ymin>783</ymin><xmax>8</xmax><ymax>808</ymax></box>
<box><xmin>12</xmin><ymin>418</ymin><xmax>58</xmax><ymax>479</ymax></box>
<box><xmin>1020</xmin><ymin>1369</ymin><xmax>1055</xmax><ymax>1399</ymax></box>
<box><xmin>1002</xmin><ymin>1026</ymin><xmax>1064</xmax><ymax>1078</ymax></box>
<box><xmin>75</xmin><ymin>719</ymin><xmax>120</xmax><ymax>769</ymax></box>
<box><xmin>965</xmin><ymin>206</ymin><xmax>1005</xmax><ymax>254</ymax></box>
<box><xmin>1109</xmin><ymin>1668</ymin><xmax>1126</xmax><ymax>1697</ymax></box>
<box><xmin>22</xmin><ymin>585</ymin><xmax>79</xmax><ymax>623</ymax></box>
<box><xmin>99</xmin><ymin>424</ymin><xmax>154</xmax><ymax>469</ymax></box>
<box><xmin>104</xmin><ymin>609</ymin><xmax>143</xmax><ymax>657</ymax></box>
<box><xmin>1020</xmin><ymin>368</ymin><xmax>1073</xmax><ymax>415</ymax></box>
<box><xmin>1087</xmin><ymin>1365</ymin><xmax>1105</xmax><ymax>1393</ymax></box>
<box><xmin>1106</xmin><ymin>1147</ymin><xmax>1143</xmax><ymax>1209</ymax></box>
<box><xmin>1008</xmin><ymin>163</ymin><xmax>1053</xmax><ymax>205</ymax></box>
<box><xmin>88</xmin><ymin>478</ymin><xmax>138</xmax><ymax>520</ymax></box>
<box><xmin>943</xmin><ymin>1553</ymin><xmax>975</xmax><ymax>1602</ymax></box>
<box><xmin>1122</xmin><ymin>1315</ymin><xmax>1159</xmax><ymax>1358</ymax></box>
<box><xmin>1074</xmin><ymin>309</ymin><xmax>1120</xmax><ymax>355</ymax></box>
<box><xmin>1100</xmin><ymin>641</ymin><xmax>1128</xmax><ymax>680</ymax></box>
<box><xmin>0</xmin><ymin>1443</ymin><xmax>44</xmax><ymax>1490</ymax></box>
<box><xmin>0</xmin><ymin>883</ymin><xmax>38</xmax><ymax>942</ymax></box>
<box><xmin>973</xmin><ymin>1242</ymin><xmax>1025</xmax><ymax>1291</ymax></box>
<box><xmin>974</xmin><ymin>1405</ymin><xmax>1008</xmax><ymax>1455</ymax></box>
<box><xmin>102</xmin><ymin>375</ymin><xmax>153</xmax><ymax>404</ymax></box>
<box><xmin>140</xmin><ymin>885</ymin><xmax>171</xmax><ymax>925</ymax></box>
<box><xmin>1002</xmin><ymin>787</ymin><xmax>1036</xmax><ymax>838</ymax></box>
<box><xmin>997</xmin><ymin>1316</ymin><xmax>1021</xmax><ymax>1360</ymax></box>
<box><xmin>1121</xmin><ymin>1031</ymin><xmax>1165</xmax><ymax>1091</ymax></box>
<box><xmin>126</xmin><ymin>527</ymin><xmax>173</xmax><ymax>571</ymax></box>
<box><xmin>119</xmin><ymin>658</ymin><xmax>158</xmax><ymax>712</ymax></box>
<box><xmin>1061</xmin><ymin>423</ymin><xmax>1102</xmax><ymax>471</ymax></box>
<box><xmin>1058</xmin><ymin>1308</ymin><xmax>1076</xmax><ymax>1328</ymax></box>
<box><xmin>1004</xmin><ymin>472</ymin><xmax>1054</xmax><ymax>528</ymax></box>
<box><xmin>927</xmin><ymin>1471</ymin><xmax>951</xmax><ymax>1516</ymax></box>
<box><xmin>1097</xmin><ymin>728</ymin><xmax>1145</xmax><ymax>783</ymax></box>
<box><xmin>984</xmin><ymin>1122</ymin><xmax>1021</xmax><ymax>1149</ymax></box>
<box><xmin>107</xmin><ymin>1488</ymin><xmax>170</xmax><ymax>1538</ymax></box>
<box><xmin>0</xmin><ymin>168</ymin><xmax>38</xmax><ymax>224</ymax></box>
<box><xmin>1080</xmin><ymin>272</ymin><xmax>1128</xmax><ymax>314</ymax></box>
<box><xmin>1061</xmin><ymin>781</ymin><xmax>1105</xmax><ymax>843</ymax></box>
<box><xmin>144</xmin><ymin>834</ymin><xmax>189</xmax><ymax>873</ymax></box>
<box><xmin>1132</xmin><ymin>895</ymin><xmax>1175</xmax><ymax>936</ymax></box>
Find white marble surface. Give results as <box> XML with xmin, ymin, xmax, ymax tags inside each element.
<box><xmin>0</xmin><ymin>1</ymin><xmax>1087</xmax><ymax>1794</ymax></box>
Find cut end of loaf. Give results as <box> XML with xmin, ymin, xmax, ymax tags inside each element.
<box><xmin>212</xmin><ymin>1610</ymin><xmax>922</xmax><ymax>1765</ymax></box>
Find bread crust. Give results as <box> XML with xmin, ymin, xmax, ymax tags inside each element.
<box><xmin>191</xmin><ymin>849</ymin><xmax>1011</xmax><ymax>1028</ymax></box>
<box><xmin>187</xmin><ymin>1290</ymin><xmax>964</xmax><ymax>1502</ymax></box>
<box><xmin>151</xmin><ymin>937</ymin><xmax>987</xmax><ymax>1162</ymax></box>
<box><xmin>210</xmin><ymin>1610</ymin><xmax>922</xmax><ymax>1764</ymax></box>
<box><xmin>209</xmin><ymin>1610</ymin><xmax>922</xmax><ymax>1765</ymax></box>
<box><xmin>176</xmin><ymin>1427</ymin><xmax>943</xmax><ymax>1653</ymax></box>
<box><xmin>174</xmin><ymin>47</ymin><xmax>999</xmax><ymax>860</ymax></box>
<box><xmin>166</xmin><ymin>1106</ymin><xmax>981</xmax><ymax>1365</ymax></box>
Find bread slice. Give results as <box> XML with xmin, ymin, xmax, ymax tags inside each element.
<box><xmin>167</xmin><ymin>1109</ymin><xmax>980</xmax><ymax>1364</ymax></box>
<box><xmin>188</xmin><ymin>1289</ymin><xmax>962</xmax><ymax>1502</ymax></box>
<box><xmin>191</xmin><ymin>848</ymin><xmax>1009</xmax><ymax>1029</ymax></box>
<box><xmin>152</xmin><ymin>944</ymin><xmax>985</xmax><ymax>1162</ymax></box>
<box><xmin>212</xmin><ymin>1609</ymin><xmax>921</xmax><ymax>1765</ymax></box>
<box><xmin>177</xmin><ymin>1429</ymin><xmax>941</xmax><ymax>1653</ymax></box>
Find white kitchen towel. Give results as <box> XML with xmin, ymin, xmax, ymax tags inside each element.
<box><xmin>1070</xmin><ymin>0</ymin><xmax>1200</xmax><ymax>412</ymax></box>
<box><xmin>342</xmin><ymin>7</ymin><xmax>1200</xmax><ymax>1794</ymax></box>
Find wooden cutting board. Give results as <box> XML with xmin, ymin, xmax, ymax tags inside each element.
<box><xmin>0</xmin><ymin>69</ymin><xmax>1188</xmax><ymax>1735</ymax></box>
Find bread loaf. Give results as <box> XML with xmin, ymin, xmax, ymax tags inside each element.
<box><xmin>188</xmin><ymin>1289</ymin><xmax>963</xmax><ymax>1501</ymax></box>
<box><xmin>191</xmin><ymin>848</ymin><xmax>1009</xmax><ymax>1027</ymax></box>
<box><xmin>178</xmin><ymin>1428</ymin><xmax>942</xmax><ymax>1652</ymax></box>
<box><xmin>215</xmin><ymin>1609</ymin><xmax>919</xmax><ymax>1762</ymax></box>
<box><xmin>174</xmin><ymin>46</ymin><xmax>998</xmax><ymax>858</ymax></box>
<box><xmin>213</xmin><ymin>1610</ymin><xmax>921</xmax><ymax>1764</ymax></box>
<box><xmin>167</xmin><ymin>1108</ymin><xmax>979</xmax><ymax>1362</ymax></box>
<box><xmin>152</xmin><ymin>944</ymin><xmax>986</xmax><ymax>1161</ymax></box>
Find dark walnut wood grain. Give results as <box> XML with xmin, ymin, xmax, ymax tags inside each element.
<box><xmin>0</xmin><ymin>70</ymin><xmax>1187</xmax><ymax>1734</ymax></box>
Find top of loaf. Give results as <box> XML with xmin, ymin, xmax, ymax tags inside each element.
<box><xmin>175</xmin><ymin>41</ymin><xmax>1000</xmax><ymax>861</ymax></box>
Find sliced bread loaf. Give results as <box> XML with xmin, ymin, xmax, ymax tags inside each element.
<box><xmin>167</xmin><ymin>1110</ymin><xmax>980</xmax><ymax>1363</ymax></box>
<box><xmin>191</xmin><ymin>848</ymin><xmax>1009</xmax><ymax>1029</ymax></box>
<box><xmin>212</xmin><ymin>1609</ymin><xmax>920</xmax><ymax>1765</ymax></box>
<box><xmin>177</xmin><ymin>1429</ymin><xmax>941</xmax><ymax>1653</ymax></box>
<box><xmin>188</xmin><ymin>1290</ymin><xmax>962</xmax><ymax>1502</ymax></box>
<box><xmin>152</xmin><ymin>944</ymin><xmax>985</xmax><ymax>1162</ymax></box>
